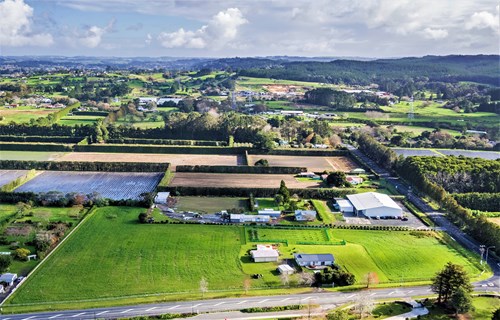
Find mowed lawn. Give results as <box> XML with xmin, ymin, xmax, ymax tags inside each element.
<box><xmin>7</xmin><ymin>207</ymin><xmax>245</xmax><ymax>305</ymax></box>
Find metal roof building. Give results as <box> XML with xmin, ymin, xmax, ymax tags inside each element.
<box><xmin>346</xmin><ymin>192</ymin><xmax>402</xmax><ymax>218</ymax></box>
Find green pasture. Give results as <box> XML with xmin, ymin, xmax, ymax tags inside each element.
<box><xmin>57</xmin><ymin>115</ymin><xmax>105</xmax><ymax>126</ymax></box>
<box><xmin>0</xmin><ymin>151</ymin><xmax>67</xmax><ymax>161</ymax></box>
<box><xmin>5</xmin><ymin>207</ymin><xmax>246</xmax><ymax>308</ymax></box>
<box><xmin>3</xmin><ymin>207</ymin><xmax>487</xmax><ymax>312</ymax></box>
<box><xmin>173</xmin><ymin>196</ymin><xmax>248</xmax><ymax>213</ymax></box>
<box><xmin>311</xmin><ymin>200</ymin><xmax>336</xmax><ymax>224</ymax></box>
<box><xmin>0</xmin><ymin>106</ymin><xmax>55</xmax><ymax>123</ymax></box>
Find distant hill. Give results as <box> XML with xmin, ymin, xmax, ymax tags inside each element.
<box><xmin>233</xmin><ymin>55</ymin><xmax>499</xmax><ymax>86</ymax></box>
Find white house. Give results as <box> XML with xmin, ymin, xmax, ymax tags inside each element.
<box><xmin>230</xmin><ymin>214</ymin><xmax>270</xmax><ymax>223</ymax></box>
<box><xmin>295</xmin><ymin>210</ymin><xmax>317</xmax><ymax>221</ymax></box>
<box><xmin>336</xmin><ymin>199</ymin><xmax>354</xmax><ymax>213</ymax></box>
<box><xmin>346</xmin><ymin>176</ymin><xmax>363</xmax><ymax>185</ymax></box>
<box><xmin>277</xmin><ymin>264</ymin><xmax>295</xmax><ymax>275</ymax></box>
<box><xmin>294</xmin><ymin>253</ymin><xmax>334</xmax><ymax>267</ymax></box>
<box><xmin>257</xmin><ymin>208</ymin><xmax>281</xmax><ymax>218</ymax></box>
<box><xmin>350</xmin><ymin>168</ymin><xmax>366</xmax><ymax>174</ymax></box>
<box><xmin>154</xmin><ymin>192</ymin><xmax>170</xmax><ymax>204</ymax></box>
<box><xmin>346</xmin><ymin>192</ymin><xmax>403</xmax><ymax>218</ymax></box>
<box><xmin>251</xmin><ymin>245</ymin><xmax>279</xmax><ymax>262</ymax></box>
<box><xmin>138</xmin><ymin>97</ymin><xmax>157</xmax><ymax>106</ymax></box>
<box><xmin>157</xmin><ymin>97</ymin><xmax>182</xmax><ymax>105</ymax></box>
<box><xmin>0</xmin><ymin>273</ymin><xmax>17</xmax><ymax>286</ymax></box>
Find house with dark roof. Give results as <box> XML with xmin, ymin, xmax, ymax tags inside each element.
<box><xmin>294</xmin><ymin>253</ymin><xmax>334</xmax><ymax>267</ymax></box>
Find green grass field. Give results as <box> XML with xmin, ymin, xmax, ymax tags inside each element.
<box><xmin>0</xmin><ymin>106</ymin><xmax>56</xmax><ymax>123</ymax></box>
<box><xmin>4</xmin><ymin>207</ymin><xmax>487</xmax><ymax>312</ymax></box>
<box><xmin>173</xmin><ymin>196</ymin><xmax>248</xmax><ymax>213</ymax></box>
<box><xmin>57</xmin><ymin>115</ymin><xmax>105</xmax><ymax>126</ymax></box>
<box><xmin>311</xmin><ymin>200</ymin><xmax>336</xmax><ymax>224</ymax></box>
<box><xmin>0</xmin><ymin>151</ymin><xmax>67</xmax><ymax>161</ymax></box>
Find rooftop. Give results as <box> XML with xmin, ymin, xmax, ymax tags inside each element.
<box><xmin>294</xmin><ymin>253</ymin><xmax>334</xmax><ymax>262</ymax></box>
<box><xmin>346</xmin><ymin>192</ymin><xmax>401</xmax><ymax>211</ymax></box>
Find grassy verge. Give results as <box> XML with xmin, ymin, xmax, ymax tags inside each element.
<box><xmin>402</xmin><ymin>199</ymin><xmax>434</xmax><ymax>226</ymax></box>
<box><xmin>311</xmin><ymin>200</ymin><xmax>335</xmax><ymax>224</ymax></box>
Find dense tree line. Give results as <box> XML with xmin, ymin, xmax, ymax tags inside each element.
<box><xmin>452</xmin><ymin>192</ymin><xmax>500</xmax><ymax>212</ymax></box>
<box><xmin>0</xmin><ymin>123</ymin><xmax>92</xmax><ymax>137</ymax></box>
<box><xmin>304</xmin><ymin>88</ymin><xmax>356</xmax><ymax>108</ymax></box>
<box><xmin>355</xmin><ymin>132</ymin><xmax>398</xmax><ymax>170</ymax></box>
<box><xmin>0</xmin><ymin>160</ymin><xmax>169</xmax><ymax>172</ymax></box>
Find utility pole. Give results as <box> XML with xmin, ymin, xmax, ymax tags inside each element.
<box><xmin>479</xmin><ymin>245</ymin><xmax>486</xmax><ymax>265</ymax></box>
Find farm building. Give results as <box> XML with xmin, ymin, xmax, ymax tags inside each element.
<box><xmin>281</xmin><ymin>110</ymin><xmax>304</xmax><ymax>116</ymax></box>
<box><xmin>346</xmin><ymin>176</ymin><xmax>363</xmax><ymax>185</ymax></box>
<box><xmin>294</xmin><ymin>254</ymin><xmax>334</xmax><ymax>267</ymax></box>
<box><xmin>298</xmin><ymin>172</ymin><xmax>316</xmax><ymax>178</ymax></box>
<box><xmin>295</xmin><ymin>210</ymin><xmax>317</xmax><ymax>221</ymax></box>
<box><xmin>350</xmin><ymin>168</ymin><xmax>366</xmax><ymax>174</ymax></box>
<box><xmin>346</xmin><ymin>192</ymin><xmax>402</xmax><ymax>218</ymax></box>
<box><xmin>250</xmin><ymin>245</ymin><xmax>279</xmax><ymax>262</ymax></box>
<box><xmin>0</xmin><ymin>273</ymin><xmax>17</xmax><ymax>286</ymax></box>
<box><xmin>157</xmin><ymin>97</ymin><xmax>182</xmax><ymax>105</ymax></box>
<box><xmin>257</xmin><ymin>208</ymin><xmax>282</xmax><ymax>218</ymax></box>
<box><xmin>154</xmin><ymin>192</ymin><xmax>170</xmax><ymax>204</ymax></box>
<box><xmin>138</xmin><ymin>97</ymin><xmax>157</xmax><ymax>105</ymax></box>
<box><xmin>277</xmin><ymin>264</ymin><xmax>295</xmax><ymax>275</ymax></box>
<box><xmin>335</xmin><ymin>199</ymin><xmax>354</xmax><ymax>213</ymax></box>
<box><xmin>230</xmin><ymin>214</ymin><xmax>270</xmax><ymax>223</ymax></box>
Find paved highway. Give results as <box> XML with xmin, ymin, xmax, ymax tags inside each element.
<box><xmin>0</xmin><ymin>284</ymin><xmax>497</xmax><ymax>320</ymax></box>
<box><xmin>1</xmin><ymin>146</ymin><xmax>498</xmax><ymax>320</ymax></box>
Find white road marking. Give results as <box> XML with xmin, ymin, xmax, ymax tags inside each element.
<box><xmin>280</xmin><ymin>298</ymin><xmax>292</xmax><ymax>302</ymax></box>
<box><xmin>407</xmin><ymin>290</ymin><xmax>414</xmax><ymax>294</ymax></box>
<box><xmin>49</xmin><ymin>315</ymin><xmax>63</xmax><ymax>319</ymax></box>
<box><xmin>96</xmin><ymin>311</ymin><xmax>109</xmax><ymax>316</ymax></box>
<box><xmin>213</xmin><ymin>302</ymin><xmax>225</xmax><ymax>306</ymax></box>
<box><xmin>168</xmin><ymin>305</ymin><xmax>181</xmax><ymax>310</ymax></box>
<box><xmin>427</xmin><ymin>289</ymin><xmax>433</xmax><ymax>292</ymax></box>
<box><xmin>71</xmin><ymin>312</ymin><xmax>85</xmax><ymax>318</ymax></box>
<box><xmin>121</xmin><ymin>309</ymin><xmax>134</xmax><ymax>313</ymax></box>
<box><xmin>388</xmin><ymin>291</ymin><xmax>396</xmax><ymax>295</ymax></box>
<box><xmin>237</xmin><ymin>300</ymin><xmax>248</xmax><ymax>305</ymax></box>
<box><xmin>257</xmin><ymin>299</ymin><xmax>270</xmax><ymax>304</ymax></box>
<box><xmin>21</xmin><ymin>317</ymin><xmax>35</xmax><ymax>320</ymax></box>
<box><xmin>146</xmin><ymin>307</ymin><xmax>158</xmax><ymax>312</ymax></box>
<box><xmin>192</xmin><ymin>303</ymin><xmax>203</xmax><ymax>308</ymax></box>
<box><xmin>346</xmin><ymin>294</ymin><xmax>356</xmax><ymax>299</ymax></box>
<box><xmin>369</xmin><ymin>293</ymin><xmax>377</xmax><ymax>296</ymax></box>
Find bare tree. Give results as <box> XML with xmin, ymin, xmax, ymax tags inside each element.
<box><xmin>354</xmin><ymin>292</ymin><xmax>374</xmax><ymax>319</ymax></box>
<box><xmin>298</xmin><ymin>272</ymin><xmax>315</xmax><ymax>286</ymax></box>
<box><xmin>364</xmin><ymin>272</ymin><xmax>379</xmax><ymax>288</ymax></box>
<box><xmin>199</xmin><ymin>277</ymin><xmax>208</xmax><ymax>297</ymax></box>
<box><xmin>243</xmin><ymin>278</ymin><xmax>251</xmax><ymax>295</ymax></box>
<box><xmin>280</xmin><ymin>272</ymin><xmax>290</xmax><ymax>287</ymax></box>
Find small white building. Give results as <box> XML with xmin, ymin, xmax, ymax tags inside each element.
<box><xmin>295</xmin><ymin>210</ymin><xmax>317</xmax><ymax>221</ymax></box>
<box><xmin>346</xmin><ymin>192</ymin><xmax>402</xmax><ymax>218</ymax></box>
<box><xmin>154</xmin><ymin>192</ymin><xmax>170</xmax><ymax>204</ymax></box>
<box><xmin>257</xmin><ymin>208</ymin><xmax>281</xmax><ymax>218</ymax></box>
<box><xmin>294</xmin><ymin>253</ymin><xmax>334</xmax><ymax>267</ymax></box>
<box><xmin>0</xmin><ymin>273</ymin><xmax>17</xmax><ymax>286</ymax></box>
<box><xmin>336</xmin><ymin>199</ymin><xmax>354</xmax><ymax>213</ymax></box>
<box><xmin>350</xmin><ymin>168</ymin><xmax>366</xmax><ymax>174</ymax></box>
<box><xmin>346</xmin><ymin>176</ymin><xmax>363</xmax><ymax>185</ymax></box>
<box><xmin>277</xmin><ymin>264</ymin><xmax>295</xmax><ymax>275</ymax></box>
<box><xmin>251</xmin><ymin>245</ymin><xmax>279</xmax><ymax>262</ymax></box>
<box><xmin>230</xmin><ymin>214</ymin><xmax>270</xmax><ymax>223</ymax></box>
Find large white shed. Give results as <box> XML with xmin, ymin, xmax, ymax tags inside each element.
<box><xmin>346</xmin><ymin>192</ymin><xmax>402</xmax><ymax>218</ymax></box>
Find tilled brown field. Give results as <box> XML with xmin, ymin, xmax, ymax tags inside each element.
<box><xmin>247</xmin><ymin>155</ymin><xmax>358</xmax><ymax>172</ymax></box>
<box><xmin>58</xmin><ymin>152</ymin><xmax>243</xmax><ymax>169</ymax></box>
<box><xmin>170</xmin><ymin>172</ymin><xmax>321</xmax><ymax>188</ymax></box>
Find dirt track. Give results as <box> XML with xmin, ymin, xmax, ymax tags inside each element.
<box><xmin>170</xmin><ymin>172</ymin><xmax>321</xmax><ymax>188</ymax></box>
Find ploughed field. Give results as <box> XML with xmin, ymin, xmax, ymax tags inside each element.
<box><xmin>0</xmin><ymin>170</ymin><xmax>28</xmax><ymax>187</ymax></box>
<box><xmin>248</xmin><ymin>155</ymin><xmax>358</xmax><ymax>172</ymax></box>
<box><xmin>392</xmin><ymin>148</ymin><xmax>500</xmax><ymax>160</ymax></box>
<box><xmin>58</xmin><ymin>152</ymin><xmax>243</xmax><ymax>169</ymax></box>
<box><xmin>15</xmin><ymin>171</ymin><xmax>164</xmax><ymax>200</ymax></box>
<box><xmin>170</xmin><ymin>172</ymin><xmax>320</xmax><ymax>188</ymax></box>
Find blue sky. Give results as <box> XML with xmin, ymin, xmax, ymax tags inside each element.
<box><xmin>1</xmin><ymin>0</ymin><xmax>499</xmax><ymax>57</ymax></box>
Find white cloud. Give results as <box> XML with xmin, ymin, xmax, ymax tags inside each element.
<box><xmin>78</xmin><ymin>19</ymin><xmax>115</xmax><ymax>48</ymax></box>
<box><xmin>465</xmin><ymin>10</ymin><xmax>500</xmax><ymax>33</ymax></box>
<box><xmin>145</xmin><ymin>33</ymin><xmax>152</xmax><ymax>45</ymax></box>
<box><xmin>423</xmin><ymin>27</ymin><xmax>449</xmax><ymax>39</ymax></box>
<box><xmin>158</xmin><ymin>7</ymin><xmax>247</xmax><ymax>49</ymax></box>
<box><xmin>0</xmin><ymin>0</ymin><xmax>53</xmax><ymax>47</ymax></box>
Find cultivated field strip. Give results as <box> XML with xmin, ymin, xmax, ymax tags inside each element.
<box><xmin>247</xmin><ymin>155</ymin><xmax>358</xmax><ymax>172</ymax></box>
<box><xmin>15</xmin><ymin>171</ymin><xmax>164</xmax><ymax>200</ymax></box>
<box><xmin>0</xmin><ymin>170</ymin><xmax>28</xmax><ymax>187</ymax></box>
